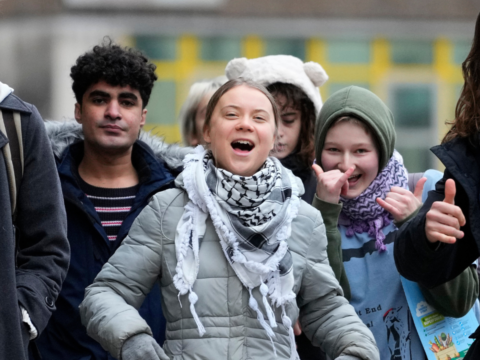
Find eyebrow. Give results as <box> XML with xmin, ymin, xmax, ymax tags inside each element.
<box><xmin>281</xmin><ymin>111</ymin><xmax>298</xmax><ymax>116</ymax></box>
<box><xmin>88</xmin><ymin>90</ymin><xmax>110</xmax><ymax>99</ymax></box>
<box><xmin>324</xmin><ymin>141</ymin><xmax>374</xmax><ymax>147</ymax></box>
<box><xmin>88</xmin><ymin>90</ymin><xmax>138</xmax><ymax>101</ymax></box>
<box><xmin>118</xmin><ymin>92</ymin><xmax>138</xmax><ymax>101</ymax></box>
<box><xmin>221</xmin><ymin>105</ymin><xmax>269</xmax><ymax>113</ymax></box>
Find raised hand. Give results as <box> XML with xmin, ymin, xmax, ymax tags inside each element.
<box><xmin>312</xmin><ymin>164</ymin><xmax>355</xmax><ymax>204</ymax></box>
<box><xmin>425</xmin><ymin>179</ymin><xmax>466</xmax><ymax>244</ymax></box>
<box><xmin>376</xmin><ymin>177</ymin><xmax>427</xmax><ymax>222</ymax></box>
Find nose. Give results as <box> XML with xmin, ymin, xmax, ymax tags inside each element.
<box><xmin>337</xmin><ymin>153</ymin><xmax>354</xmax><ymax>172</ymax></box>
<box><xmin>235</xmin><ymin>116</ymin><xmax>254</xmax><ymax>132</ymax></box>
<box><xmin>105</xmin><ymin>100</ymin><xmax>121</xmax><ymax>120</ymax></box>
<box><xmin>277</xmin><ymin>122</ymin><xmax>285</xmax><ymax>138</ymax></box>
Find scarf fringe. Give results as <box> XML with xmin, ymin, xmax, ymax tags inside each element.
<box><xmin>189</xmin><ymin>289</ymin><xmax>206</xmax><ymax>337</ymax></box>
<box><xmin>248</xmin><ymin>288</ymin><xmax>277</xmax><ymax>356</ymax></box>
<box><xmin>173</xmin><ymin>201</ymin><xmax>197</xmax><ymax>295</ymax></box>
<box><xmin>282</xmin><ymin>305</ymin><xmax>299</xmax><ymax>360</ymax></box>
<box><xmin>260</xmin><ymin>282</ymin><xmax>277</xmax><ymax>328</ymax></box>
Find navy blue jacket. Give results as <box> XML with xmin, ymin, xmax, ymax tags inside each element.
<box><xmin>36</xmin><ymin>140</ymin><xmax>174</xmax><ymax>360</ymax></box>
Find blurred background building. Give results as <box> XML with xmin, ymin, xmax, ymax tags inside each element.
<box><xmin>0</xmin><ymin>0</ymin><xmax>477</xmax><ymax>171</ymax></box>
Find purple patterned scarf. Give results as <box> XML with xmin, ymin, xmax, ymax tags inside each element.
<box><xmin>339</xmin><ymin>156</ymin><xmax>408</xmax><ymax>252</ymax></box>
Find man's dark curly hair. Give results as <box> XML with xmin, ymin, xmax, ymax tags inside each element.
<box><xmin>71</xmin><ymin>39</ymin><xmax>157</xmax><ymax>108</ymax></box>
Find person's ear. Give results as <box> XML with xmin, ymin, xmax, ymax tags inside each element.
<box><xmin>203</xmin><ymin>124</ymin><xmax>211</xmax><ymax>144</ymax></box>
<box><xmin>74</xmin><ymin>103</ymin><xmax>82</xmax><ymax>124</ymax></box>
<box><xmin>271</xmin><ymin>128</ymin><xmax>277</xmax><ymax>150</ymax></box>
<box><xmin>140</xmin><ymin>109</ymin><xmax>147</xmax><ymax>129</ymax></box>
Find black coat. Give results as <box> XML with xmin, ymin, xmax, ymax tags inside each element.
<box><xmin>393</xmin><ymin>135</ymin><xmax>480</xmax><ymax>359</ymax></box>
<box><xmin>0</xmin><ymin>94</ymin><xmax>69</xmax><ymax>360</ymax></box>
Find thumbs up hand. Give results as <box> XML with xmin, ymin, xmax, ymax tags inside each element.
<box><xmin>377</xmin><ymin>177</ymin><xmax>427</xmax><ymax>222</ymax></box>
<box><xmin>425</xmin><ymin>179</ymin><xmax>466</xmax><ymax>244</ymax></box>
<box><xmin>312</xmin><ymin>164</ymin><xmax>355</xmax><ymax>204</ymax></box>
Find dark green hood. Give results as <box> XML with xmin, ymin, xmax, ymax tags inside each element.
<box><xmin>314</xmin><ymin>86</ymin><xmax>396</xmax><ymax>171</ymax></box>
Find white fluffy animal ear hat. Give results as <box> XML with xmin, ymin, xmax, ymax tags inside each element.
<box><xmin>225</xmin><ymin>55</ymin><xmax>328</xmax><ymax>115</ymax></box>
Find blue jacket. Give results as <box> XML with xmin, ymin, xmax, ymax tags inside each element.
<box><xmin>36</xmin><ymin>122</ymin><xmax>189</xmax><ymax>360</ymax></box>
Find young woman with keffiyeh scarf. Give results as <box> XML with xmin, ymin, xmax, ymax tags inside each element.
<box><xmin>312</xmin><ymin>86</ymin><xmax>478</xmax><ymax>360</ymax></box>
<box><xmin>79</xmin><ymin>79</ymin><xmax>379</xmax><ymax>360</ymax></box>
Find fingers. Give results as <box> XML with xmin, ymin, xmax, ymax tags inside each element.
<box><xmin>294</xmin><ymin>320</ymin><xmax>302</xmax><ymax>336</ymax></box>
<box><xmin>378</xmin><ymin>188</ymin><xmax>421</xmax><ymax>222</ymax></box>
<box><xmin>444</xmin><ymin>179</ymin><xmax>456</xmax><ymax>205</ymax></box>
<box><xmin>425</xmin><ymin>201</ymin><xmax>467</xmax><ymax>243</ymax></box>
<box><xmin>312</xmin><ymin>164</ymin><xmax>324</xmax><ymax>178</ymax></box>
<box><xmin>426</xmin><ymin>231</ymin><xmax>461</xmax><ymax>244</ymax></box>
<box><xmin>413</xmin><ymin>177</ymin><xmax>427</xmax><ymax>200</ymax></box>
<box><xmin>429</xmin><ymin>202</ymin><xmax>466</xmax><ymax>228</ymax></box>
<box><xmin>340</xmin><ymin>179</ymin><xmax>349</xmax><ymax>196</ymax></box>
<box><xmin>376</xmin><ymin>197</ymin><xmax>401</xmax><ymax>218</ymax></box>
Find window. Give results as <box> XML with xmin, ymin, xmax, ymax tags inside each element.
<box><xmin>329</xmin><ymin>83</ymin><xmax>370</xmax><ymax>97</ymax></box>
<box><xmin>454</xmin><ymin>40</ymin><xmax>471</xmax><ymax>64</ymax></box>
<box><xmin>146</xmin><ymin>81</ymin><xmax>176</xmax><ymax>125</ymax></box>
<box><xmin>390</xmin><ymin>84</ymin><xmax>436</xmax><ymax>172</ymax></box>
<box><xmin>201</xmin><ymin>38</ymin><xmax>241</xmax><ymax>61</ymax></box>
<box><xmin>391</xmin><ymin>41</ymin><xmax>433</xmax><ymax>65</ymax></box>
<box><xmin>392</xmin><ymin>86</ymin><xmax>432</xmax><ymax>127</ymax></box>
<box><xmin>264</xmin><ymin>39</ymin><xmax>305</xmax><ymax>60</ymax></box>
<box><xmin>327</xmin><ymin>40</ymin><xmax>370</xmax><ymax>63</ymax></box>
<box><xmin>135</xmin><ymin>36</ymin><xmax>177</xmax><ymax>60</ymax></box>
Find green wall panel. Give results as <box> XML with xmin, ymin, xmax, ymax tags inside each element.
<box><xmin>454</xmin><ymin>40</ymin><xmax>471</xmax><ymax>64</ymax></box>
<box><xmin>135</xmin><ymin>36</ymin><xmax>177</xmax><ymax>60</ymax></box>
<box><xmin>327</xmin><ymin>40</ymin><xmax>371</xmax><ymax>63</ymax></box>
<box><xmin>392</xmin><ymin>85</ymin><xmax>432</xmax><ymax>127</ymax></box>
<box><xmin>201</xmin><ymin>37</ymin><xmax>241</xmax><ymax>61</ymax></box>
<box><xmin>146</xmin><ymin>81</ymin><xmax>176</xmax><ymax>125</ymax></box>
<box><xmin>264</xmin><ymin>39</ymin><xmax>305</xmax><ymax>60</ymax></box>
<box><xmin>391</xmin><ymin>40</ymin><xmax>433</xmax><ymax>64</ymax></box>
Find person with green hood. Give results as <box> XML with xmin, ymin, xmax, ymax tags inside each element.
<box><xmin>311</xmin><ymin>86</ymin><xmax>479</xmax><ymax>360</ymax></box>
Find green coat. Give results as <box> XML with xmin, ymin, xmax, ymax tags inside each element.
<box><xmin>80</xmin><ymin>187</ymin><xmax>379</xmax><ymax>360</ymax></box>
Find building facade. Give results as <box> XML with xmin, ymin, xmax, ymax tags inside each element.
<box><xmin>0</xmin><ymin>0</ymin><xmax>476</xmax><ymax>171</ymax></box>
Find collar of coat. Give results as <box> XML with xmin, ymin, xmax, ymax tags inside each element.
<box><xmin>44</xmin><ymin>120</ymin><xmax>193</xmax><ymax>170</ymax></box>
<box><xmin>0</xmin><ymin>93</ymin><xmax>32</xmax><ymax>113</ymax></box>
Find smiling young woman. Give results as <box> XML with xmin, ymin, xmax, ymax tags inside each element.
<box><xmin>202</xmin><ymin>80</ymin><xmax>278</xmax><ymax>176</ymax></box>
<box><xmin>79</xmin><ymin>79</ymin><xmax>379</xmax><ymax>360</ymax></box>
<box><xmin>312</xmin><ymin>86</ymin><xmax>478</xmax><ymax>360</ymax></box>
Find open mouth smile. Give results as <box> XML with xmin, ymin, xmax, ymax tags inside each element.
<box><xmin>231</xmin><ymin>140</ymin><xmax>255</xmax><ymax>154</ymax></box>
<box><xmin>347</xmin><ymin>174</ymin><xmax>361</xmax><ymax>186</ymax></box>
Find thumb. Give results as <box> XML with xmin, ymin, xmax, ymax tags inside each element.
<box><xmin>413</xmin><ymin>177</ymin><xmax>427</xmax><ymax>201</ymax></box>
<box><xmin>443</xmin><ymin>179</ymin><xmax>456</xmax><ymax>205</ymax></box>
<box><xmin>312</xmin><ymin>164</ymin><xmax>324</xmax><ymax>178</ymax></box>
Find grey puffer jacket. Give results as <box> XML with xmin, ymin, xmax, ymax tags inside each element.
<box><xmin>80</xmin><ymin>179</ymin><xmax>379</xmax><ymax>360</ymax></box>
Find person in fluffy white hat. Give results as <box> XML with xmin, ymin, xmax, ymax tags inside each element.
<box><xmin>226</xmin><ymin>55</ymin><xmax>328</xmax><ymax>360</ymax></box>
<box><xmin>226</xmin><ymin>55</ymin><xmax>328</xmax><ymax>204</ymax></box>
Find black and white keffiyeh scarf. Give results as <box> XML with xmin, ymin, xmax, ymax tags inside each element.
<box><xmin>174</xmin><ymin>146</ymin><xmax>303</xmax><ymax>359</ymax></box>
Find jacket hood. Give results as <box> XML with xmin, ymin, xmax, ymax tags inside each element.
<box><xmin>44</xmin><ymin>120</ymin><xmax>193</xmax><ymax>169</ymax></box>
<box><xmin>314</xmin><ymin>86</ymin><xmax>396</xmax><ymax>172</ymax></box>
<box><xmin>0</xmin><ymin>81</ymin><xmax>14</xmax><ymax>103</ymax></box>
